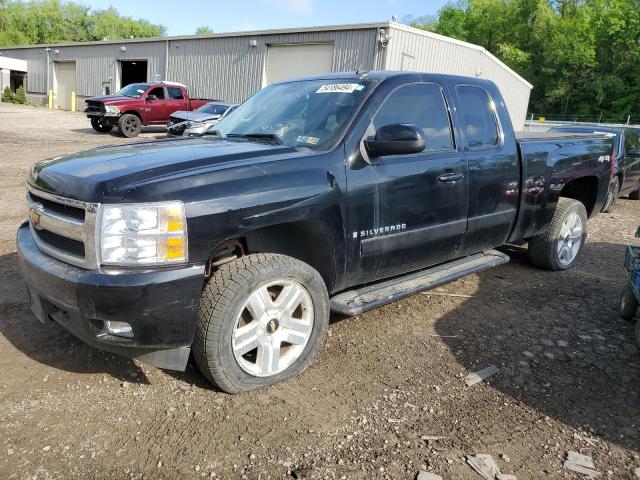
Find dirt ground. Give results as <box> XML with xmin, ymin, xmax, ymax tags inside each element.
<box><xmin>1</xmin><ymin>103</ymin><xmax>639</xmax><ymax>480</ymax></box>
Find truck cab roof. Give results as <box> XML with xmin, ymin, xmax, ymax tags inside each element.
<box><xmin>278</xmin><ymin>70</ymin><xmax>497</xmax><ymax>89</ymax></box>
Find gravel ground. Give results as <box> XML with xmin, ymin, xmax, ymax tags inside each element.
<box><xmin>0</xmin><ymin>103</ymin><xmax>639</xmax><ymax>480</ymax></box>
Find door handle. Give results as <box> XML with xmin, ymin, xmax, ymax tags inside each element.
<box><xmin>437</xmin><ymin>172</ymin><xmax>464</xmax><ymax>184</ymax></box>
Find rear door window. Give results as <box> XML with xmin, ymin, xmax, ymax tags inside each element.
<box><xmin>373</xmin><ymin>83</ymin><xmax>454</xmax><ymax>152</ymax></box>
<box><xmin>168</xmin><ymin>87</ymin><xmax>184</xmax><ymax>99</ymax></box>
<box><xmin>455</xmin><ymin>85</ymin><xmax>500</xmax><ymax>150</ymax></box>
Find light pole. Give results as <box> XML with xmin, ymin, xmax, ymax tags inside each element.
<box><xmin>45</xmin><ymin>47</ymin><xmax>52</xmax><ymax>108</ymax></box>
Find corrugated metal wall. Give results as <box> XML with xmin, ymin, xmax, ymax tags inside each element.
<box><xmin>2</xmin><ymin>42</ymin><xmax>166</xmax><ymax>96</ymax></box>
<box><xmin>384</xmin><ymin>24</ymin><xmax>532</xmax><ymax>130</ymax></box>
<box><xmin>166</xmin><ymin>28</ymin><xmax>379</xmax><ymax>102</ymax></box>
<box><xmin>1</xmin><ymin>27</ymin><xmax>379</xmax><ymax>103</ymax></box>
<box><xmin>0</xmin><ymin>23</ymin><xmax>532</xmax><ymax>126</ymax></box>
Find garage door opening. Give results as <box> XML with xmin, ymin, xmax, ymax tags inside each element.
<box><xmin>120</xmin><ymin>60</ymin><xmax>147</xmax><ymax>88</ymax></box>
<box><xmin>264</xmin><ymin>43</ymin><xmax>334</xmax><ymax>86</ymax></box>
<box><xmin>54</xmin><ymin>61</ymin><xmax>76</xmax><ymax>110</ymax></box>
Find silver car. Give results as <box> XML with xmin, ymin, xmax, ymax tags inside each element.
<box><xmin>167</xmin><ymin>102</ymin><xmax>238</xmax><ymax>136</ymax></box>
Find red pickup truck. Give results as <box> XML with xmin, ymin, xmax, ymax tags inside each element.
<box><xmin>84</xmin><ymin>82</ymin><xmax>214</xmax><ymax>137</ymax></box>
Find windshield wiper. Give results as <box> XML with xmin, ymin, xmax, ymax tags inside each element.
<box><xmin>225</xmin><ymin>133</ymin><xmax>283</xmax><ymax>145</ymax></box>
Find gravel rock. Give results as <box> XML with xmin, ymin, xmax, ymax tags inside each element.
<box><xmin>417</xmin><ymin>471</ymin><xmax>443</xmax><ymax>480</ymax></box>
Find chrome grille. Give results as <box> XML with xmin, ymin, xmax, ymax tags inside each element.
<box><xmin>84</xmin><ymin>101</ymin><xmax>104</xmax><ymax>114</ymax></box>
<box><xmin>27</xmin><ymin>187</ymin><xmax>99</xmax><ymax>269</ymax></box>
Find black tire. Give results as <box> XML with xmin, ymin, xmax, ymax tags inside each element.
<box><xmin>90</xmin><ymin>117</ymin><xmax>113</xmax><ymax>133</ymax></box>
<box><xmin>117</xmin><ymin>113</ymin><xmax>142</xmax><ymax>138</ymax></box>
<box><xmin>528</xmin><ymin>197</ymin><xmax>588</xmax><ymax>271</ymax></box>
<box><xmin>193</xmin><ymin>253</ymin><xmax>330</xmax><ymax>394</ymax></box>
<box><xmin>630</xmin><ymin>188</ymin><xmax>640</xmax><ymax>200</ymax></box>
<box><xmin>620</xmin><ymin>284</ymin><xmax>638</xmax><ymax>321</ymax></box>
<box><xmin>601</xmin><ymin>177</ymin><xmax>619</xmax><ymax>213</ymax></box>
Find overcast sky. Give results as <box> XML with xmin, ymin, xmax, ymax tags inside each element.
<box><xmin>85</xmin><ymin>0</ymin><xmax>449</xmax><ymax>36</ymax></box>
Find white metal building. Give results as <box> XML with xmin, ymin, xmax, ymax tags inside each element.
<box><xmin>0</xmin><ymin>21</ymin><xmax>533</xmax><ymax>128</ymax></box>
<box><xmin>0</xmin><ymin>56</ymin><xmax>27</xmax><ymax>95</ymax></box>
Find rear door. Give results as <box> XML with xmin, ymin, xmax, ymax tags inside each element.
<box><xmin>346</xmin><ymin>81</ymin><xmax>469</xmax><ymax>283</ymax></box>
<box><xmin>452</xmin><ymin>84</ymin><xmax>519</xmax><ymax>253</ymax></box>
<box><xmin>622</xmin><ymin>128</ymin><xmax>640</xmax><ymax>193</ymax></box>
<box><xmin>165</xmin><ymin>86</ymin><xmax>190</xmax><ymax>118</ymax></box>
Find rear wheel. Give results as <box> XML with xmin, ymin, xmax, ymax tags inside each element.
<box><xmin>620</xmin><ymin>284</ymin><xmax>638</xmax><ymax>321</ymax></box>
<box><xmin>193</xmin><ymin>254</ymin><xmax>330</xmax><ymax>394</ymax></box>
<box><xmin>528</xmin><ymin>198</ymin><xmax>588</xmax><ymax>271</ymax></box>
<box><xmin>117</xmin><ymin>113</ymin><xmax>142</xmax><ymax>138</ymax></box>
<box><xmin>90</xmin><ymin>117</ymin><xmax>113</xmax><ymax>133</ymax></box>
<box><xmin>601</xmin><ymin>177</ymin><xmax>619</xmax><ymax>213</ymax></box>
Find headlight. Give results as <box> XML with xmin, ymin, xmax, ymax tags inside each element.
<box><xmin>187</xmin><ymin>123</ymin><xmax>209</xmax><ymax>133</ymax></box>
<box><xmin>98</xmin><ymin>201</ymin><xmax>188</xmax><ymax>266</ymax></box>
<box><xmin>104</xmin><ymin>105</ymin><xmax>120</xmax><ymax>115</ymax></box>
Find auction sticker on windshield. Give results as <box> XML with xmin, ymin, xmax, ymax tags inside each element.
<box><xmin>316</xmin><ymin>83</ymin><xmax>364</xmax><ymax>94</ymax></box>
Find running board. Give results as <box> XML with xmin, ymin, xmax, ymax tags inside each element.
<box><xmin>330</xmin><ymin>249</ymin><xmax>509</xmax><ymax>316</ymax></box>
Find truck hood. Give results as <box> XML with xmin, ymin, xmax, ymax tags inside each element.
<box><xmin>85</xmin><ymin>95</ymin><xmax>139</xmax><ymax>105</ymax></box>
<box><xmin>170</xmin><ymin>111</ymin><xmax>220</xmax><ymax>122</ymax></box>
<box><xmin>29</xmin><ymin>137</ymin><xmax>299</xmax><ymax>203</ymax></box>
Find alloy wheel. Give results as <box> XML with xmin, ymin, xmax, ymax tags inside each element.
<box><xmin>232</xmin><ymin>280</ymin><xmax>314</xmax><ymax>377</ymax></box>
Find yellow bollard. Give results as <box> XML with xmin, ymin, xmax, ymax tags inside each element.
<box><xmin>71</xmin><ymin>91</ymin><xmax>76</xmax><ymax>112</ymax></box>
<box><xmin>48</xmin><ymin>90</ymin><xmax>53</xmax><ymax>109</ymax></box>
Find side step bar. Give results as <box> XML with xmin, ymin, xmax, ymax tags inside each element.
<box><xmin>330</xmin><ymin>249</ymin><xmax>509</xmax><ymax>316</ymax></box>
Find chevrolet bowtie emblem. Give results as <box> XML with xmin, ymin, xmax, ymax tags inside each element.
<box><xmin>29</xmin><ymin>208</ymin><xmax>42</xmax><ymax>229</ymax></box>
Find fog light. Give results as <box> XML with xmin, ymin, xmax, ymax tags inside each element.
<box><xmin>105</xmin><ymin>320</ymin><xmax>133</xmax><ymax>338</ymax></box>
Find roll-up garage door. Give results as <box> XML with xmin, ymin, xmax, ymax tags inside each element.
<box><xmin>264</xmin><ymin>43</ymin><xmax>334</xmax><ymax>86</ymax></box>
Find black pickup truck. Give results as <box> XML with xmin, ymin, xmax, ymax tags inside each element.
<box><xmin>18</xmin><ymin>72</ymin><xmax>614</xmax><ymax>393</ymax></box>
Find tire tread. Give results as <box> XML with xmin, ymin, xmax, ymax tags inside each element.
<box><xmin>528</xmin><ymin>197</ymin><xmax>587</xmax><ymax>271</ymax></box>
<box><xmin>193</xmin><ymin>253</ymin><xmax>328</xmax><ymax>393</ymax></box>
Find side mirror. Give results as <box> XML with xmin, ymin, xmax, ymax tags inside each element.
<box><xmin>364</xmin><ymin>123</ymin><xmax>426</xmax><ymax>157</ymax></box>
<box><xmin>146</xmin><ymin>94</ymin><xmax>157</xmax><ymax>101</ymax></box>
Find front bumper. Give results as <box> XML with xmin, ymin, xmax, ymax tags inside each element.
<box><xmin>16</xmin><ymin>222</ymin><xmax>205</xmax><ymax>371</ymax></box>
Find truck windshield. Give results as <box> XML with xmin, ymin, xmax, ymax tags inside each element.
<box><xmin>116</xmin><ymin>83</ymin><xmax>151</xmax><ymax>98</ymax></box>
<box><xmin>215</xmin><ymin>79</ymin><xmax>368</xmax><ymax>149</ymax></box>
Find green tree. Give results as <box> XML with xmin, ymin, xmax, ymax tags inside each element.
<box><xmin>0</xmin><ymin>0</ymin><xmax>166</xmax><ymax>46</ymax></box>
<box><xmin>12</xmin><ymin>84</ymin><xmax>26</xmax><ymax>103</ymax></box>
<box><xmin>409</xmin><ymin>0</ymin><xmax>640</xmax><ymax>122</ymax></box>
<box><xmin>1</xmin><ymin>85</ymin><xmax>13</xmax><ymax>102</ymax></box>
<box><xmin>195</xmin><ymin>26</ymin><xmax>214</xmax><ymax>35</ymax></box>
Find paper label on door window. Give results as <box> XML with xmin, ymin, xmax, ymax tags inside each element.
<box><xmin>316</xmin><ymin>83</ymin><xmax>363</xmax><ymax>94</ymax></box>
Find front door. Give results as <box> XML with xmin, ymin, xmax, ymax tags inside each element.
<box><xmin>143</xmin><ymin>86</ymin><xmax>167</xmax><ymax>124</ymax></box>
<box><xmin>346</xmin><ymin>82</ymin><xmax>468</xmax><ymax>284</ymax></box>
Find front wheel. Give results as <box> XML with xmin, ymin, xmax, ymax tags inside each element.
<box><xmin>528</xmin><ymin>197</ymin><xmax>588</xmax><ymax>271</ymax></box>
<box><xmin>601</xmin><ymin>177</ymin><xmax>620</xmax><ymax>213</ymax></box>
<box><xmin>90</xmin><ymin>117</ymin><xmax>113</xmax><ymax>133</ymax></box>
<box><xmin>117</xmin><ymin>113</ymin><xmax>142</xmax><ymax>138</ymax></box>
<box><xmin>193</xmin><ymin>254</ymin><xmax>330</xmax><ymax>393</ymax></box>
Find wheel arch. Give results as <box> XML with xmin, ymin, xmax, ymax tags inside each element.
<box><xmin>206</xmin><ymin>219</ymin><xmax>341</xmax><ymax>294</ymax></box>
<box><xmin>559</xmin><ymin>175</ymin><xmax>599</xmax><ymax>217</ymax></box>
<box><xmin>120</xmin><ymin>110</ymin><xmax>143</xmax><ymax>121</ymax></box>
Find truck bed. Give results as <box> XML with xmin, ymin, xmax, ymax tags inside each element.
<box><xmin>515</xmin><ymin>131</ymin><xmax>610</xmax><ymax>141</ymax></box>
